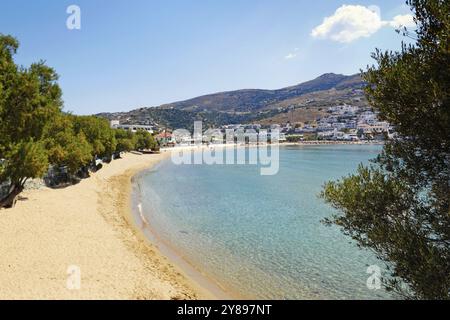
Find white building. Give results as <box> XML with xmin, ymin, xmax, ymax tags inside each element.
<box><xmin>357</xmin><ymin>122</ymin><xmax>389</xmax><ymax>134</ymax></box>
<box><xmin>328</xmin><ymin>105</ymin><xmax>359</xmax><ymax>115</ymax></box>
<box><xmin>110</xmin><ymin>121</ymin><xmax>154</xmax><ymax>134</ymax></box>
<box><xmin>110</xmin><ymin>120</ymin><xmax>120</xmax><ymax>128</ymax></box>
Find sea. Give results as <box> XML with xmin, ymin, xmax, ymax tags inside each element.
<box><xmin>135</xmin><ymin>144</ymin><xmax>392</xmax><ymax>299</ymax></box>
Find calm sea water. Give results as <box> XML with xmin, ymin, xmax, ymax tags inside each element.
<box><xmin>137</xmin><ymin>145</ymin><xmax>392</xmax><ymax>299</ymax></box>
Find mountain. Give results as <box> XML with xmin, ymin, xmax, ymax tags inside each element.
<box><xmin>97</xmin><ymin>73</ymin><xmax>368</xmax><ymax>130</ymax></box>
<box><xmin>160</xmin><ymin>73</ymin><xmax>365</xmax><ymax>113</ymax></box>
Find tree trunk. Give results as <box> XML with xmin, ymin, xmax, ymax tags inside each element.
<box><xmin>0</xmin><ymin>184</ymin><xmax>24</xmax><ymax>209</ymax></box>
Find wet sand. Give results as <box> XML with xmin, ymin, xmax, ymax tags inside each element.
<box><xmin>0</xmin><ymin>152</ymin><xmax>211</xmax><ymax>299</ymax></box>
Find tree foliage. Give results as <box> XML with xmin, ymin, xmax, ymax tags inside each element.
<box><xmin>0</xmin><ymin>34</ymin><xmax>62</xmax><ymax>207</ymax></box>
<box><xmin>0</xmin><ymin>34</ymin><xmax>160</xmax><ymax>208</ymax></box>
<box><xmin>321</xmin><ymin>0</ymin><xmax>449</xmax><ymax>299</ymax></box>
<box><xmin>43</xmin><ymin>114</ymin><xmax>93</xmax><ymax>175</ymax></box>
<box><xmin>73</xmin><ymin>116</ymin><xmax>117</xmax><ymax>159</ymax></box>
<box><xmin>115</xmin><ymin>128</ymin><xmax>136</xmax><ymax>153</ymax></box>
<box><xmin>0</xmin><ymin>140</ymin><xmax>49</xmax><ymax>187</ymax></box>
<box><xmin>134</xmin><ymin>130</ymin><xmax>158</xmax><ymax>151</ymax></box>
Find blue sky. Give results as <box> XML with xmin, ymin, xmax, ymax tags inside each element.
<box><xmin>0</xmin><ymin>0</ymin><xmax>413</xmax><ymax>114</ymax></box>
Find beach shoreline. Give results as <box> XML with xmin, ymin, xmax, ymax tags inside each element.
<box><xmin>127</xmin><ymin>150</ymin><xmax>235</xmax><ymax>300</ymax></box>
<box><xmin>0</xmin><ymin>152</ymin><xmax>210</xmax><ymax>300</ymax></box>
<box><xmin>130</xmin><ymin>167</ymin><xmax>235</xmax><ymax>300</ymax></box>
<box><xmin>0</xmin><ymin>142</ymin><xmax>382</xmax><ymax>300</ymax></box>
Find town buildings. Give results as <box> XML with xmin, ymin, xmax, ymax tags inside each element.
<box><xmin>109</xmin><ymin>103</ymin><xmax>393</xmax><ymax>145</ymax></box>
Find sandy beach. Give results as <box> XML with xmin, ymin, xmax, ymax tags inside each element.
<box><xmin>0</xmin><ymin>151</ymin><xmax>212</xmax><ymax>300</ymax></box>
<box><xmin>0</xmin><ymin>142</ymin><xmax>378</xmax><ymax>300</ymax></box>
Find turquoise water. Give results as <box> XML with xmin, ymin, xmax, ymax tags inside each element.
<box><xmin>137</xmin><ymin>145</ymin><xmax>391</xmax><ymax>299</ymax></box>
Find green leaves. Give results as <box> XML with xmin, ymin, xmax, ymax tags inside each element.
<box><xmin>115</xmin><ymin>129</ymin><xmax>135</xmax><ymax>153</ymax></box>
<box><xmin>0</xmin><ymin>33</ymin><xmax>162</xmax><ymax>207</ymax></box>
<box><xmin>2</xmin><ymin>141</ymin><xmax>49</xmax><ymax>187</ymax></box>
<box><xmin>44</xmin><ymin>114</ymin><xmax>93</xmax><ymax>175</ymax></box>
<box><xmin>322</xmin><ymin>0</ymin><xmax>450</xmax><ymax>299</ymax></box>
<box><xmin>134</xmin><ymin>130</ymin><xmax>158</xmax><ymax>151</ymax></box>
<box><xmin>0</xmin><ymin>34</ymin><xmax>18</xmax><ymax>63</ymax></box>
<box><xmin>73</xmin><ymin>116</ymin><xmax>117</xmax><ymax>158</ymax></box>
<box><xmin>0</xmin><ymin>34</ymin><xmax>96</xmax><ymax>205</ymax></box>
<box><xmin>0</xmin><ymin>34</ymin><xmax>60</xmax><ymax>196</ymax></box>
<box><xmin>64</xmin><ymin>133</ymin><xmax>94</xmax><ymax>175</ymax></box>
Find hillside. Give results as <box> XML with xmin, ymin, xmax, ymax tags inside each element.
<box><xmin>97</xmin><ymin>73</ymin><xmax>368</xmax><ymax>129</ymax></box>
<box><xmin>161</xmin><ymin>73</ymin><xmax>365</xmax><ymax>112</ymax></box>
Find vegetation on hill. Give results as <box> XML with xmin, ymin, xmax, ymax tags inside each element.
<box><xmin>0</xmin><ymin>34</ymin><xmax>158</xmax><ymax>208</ymax></box>
<box><xmin>97</xmin><ymin>73</ymin><xmax>367</xmax><ymax>130</ymax></box>
<box><xmin>162</xmin><ymin>73</ymin><xmax>365</xmax><ymax>113</ymax></box>
<box><xmin>322</xmin><ymin>0</ymin><xmax>449</xmax><ymax>299</ymax></box>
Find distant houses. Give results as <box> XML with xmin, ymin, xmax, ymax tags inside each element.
<box><xmin>357</xmin><ymin>122</ymin><xmax>390</xmax><ymax>135</ymax></box>
<box><xmin>318</xmin><ymin>129</ymin><xmax>359</xmax><ymax>141</ymax></box>
<box><xmin>156</xmin><ymin>131</ymin><xmax>175</xmax><ymax>146</ymax></box>
<box><xmin>107</xmin><ymin>103</ymin><xmax>394</xmax><ymax>146</ymax></box>
<box><xmin>110</xmin><ymin>120</ymin><xmax>155</xmax><ymax>134</ymax></box>
<box><xmin>282</xmin><ymin>104</ymin><xmax>392</xmax><ymax>141</ymax></box>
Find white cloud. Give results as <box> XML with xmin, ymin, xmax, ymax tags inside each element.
<box><xmin>311</xmin><ymin>5</ymin><xmax>384</xmax><ymax>43</ymax></box>
<box><xmin>284</xmin><ymin>48</ymin><xmax>300</xmax><ymax>60</ymax></box>
<box><xmin>285</xmin><ymin>53</ymin><xmax>297</xmax><ymax>60</ymax></box>
<box><xmin>389</xmin><ymin>14</ymin><xmax>415</xmax><ymax>28</ymax></box>
<box><xmin>311</xmin><ymin>5</ymin><xmax>415</xmax><ymax>43</ymax></box>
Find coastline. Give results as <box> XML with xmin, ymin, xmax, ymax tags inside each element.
<box><xmin>0</xmin><ymin>152</ymin><xmax>208</xmax><ymax>299</ymax></box>
<box><xmin>130</xmin><ymin>142</ymin><xmax>383</xmax><ymax>300</ymax></box>
<box><xmin>126</xmin><ymin>151</ymin><xmax>234</xmax><ymax>300</ymax></box>
<box><xmin>0</xmin><ymin>142</ymin><xmax>382</xmax><ymax>300</ymax></box>
<box><xmin>131</xmin><ymin>167</ymin><xmax>234</xmax><ymax>300</ymax></box>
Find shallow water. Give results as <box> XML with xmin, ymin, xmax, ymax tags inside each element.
<box><xmin>137</xmin><ymin>145</ymin><xmax>392</xmax><ymax>299</ymax></box>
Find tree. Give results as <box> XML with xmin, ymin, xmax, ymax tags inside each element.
<box><xmin>0</xmin><ymin>141</ymin><xmax>49</xmax><ymax>207</ymax></box>
<box><xmin>115</xmin><ymin>128</ymin><xmax>136</xmax><ymax>153</ymax></box>
<box><xmin>44</xmin><ymin>114</ymin><xmax>93</xmax><ymax>175</ymax></box>
<box><xmin>0</xmin><ymin>34</ymin><xmax>62</xmax><ymax>208</ymax></box>
<box><xmin>321</xmin><ymin>0</ymin><xmax>449</xmax><ymax>299</ymax></box>
<box><xmin>73</xmin><ymin>116</ymin><xmax>117</xmax><ymax>159</ymax></box>
<box><xmin>134</xmin><ymin>130</ymin><xmax>158</xmax><ymax>151</ymax></box>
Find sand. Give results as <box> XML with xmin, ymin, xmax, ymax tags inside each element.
<box><xmin>0</xmin><ymin>142</ymin><xmax>379</xmax><ymax>300</ymax></box>
<box><xmin>0</xmin><ymin>152</ymin><xmax>212</xmax><ymax>300</ymax></box>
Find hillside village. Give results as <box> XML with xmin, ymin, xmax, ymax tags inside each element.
<box><xmin>109</xmin><ymin>103</ymin><xmax>392</xmax><ymax>145</ymax></box>
<box><xmin>101</xmin><ymin>74</ymin><xmax>393</xmax><ymax>145</ymax></box>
